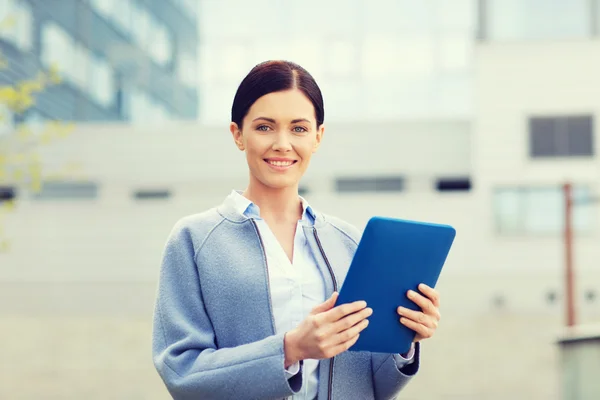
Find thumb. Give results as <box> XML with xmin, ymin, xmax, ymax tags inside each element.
<box><xmin>311</xmin><ymin>292</ymin><xmax>338</xmax><ymax>314</ymax></box>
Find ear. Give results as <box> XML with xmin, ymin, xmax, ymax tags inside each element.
<box><xmin>230</xmin><ymin>122</ymin><xmax>245</xmax><ymax>151</ymax></box>
<box><xmin>313</xmin><ymin>124</ymin><xmax>324</xmax><ymax>153</ymax></box>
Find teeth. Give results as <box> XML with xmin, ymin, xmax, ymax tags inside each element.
<box><xmin>268</xmin><ymin>160</ymin><xmax>293</xmax><ymax>167</ymax></box>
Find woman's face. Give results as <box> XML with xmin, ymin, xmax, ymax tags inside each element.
<box><xmin>230</xmin><ymin>89</ymin><xmax>324</xmax><ymax>191</ymax></box>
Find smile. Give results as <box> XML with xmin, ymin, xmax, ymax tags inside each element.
<box><xmin>264</xmin><ymin>159</ymin><xmax>297</xmax><ymax>169</ymax></box>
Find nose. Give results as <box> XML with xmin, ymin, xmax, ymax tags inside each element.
<box><xmin>272</xmin><ymin>131</ymin><xmax>292</xmax><ymax>152</ymax></box>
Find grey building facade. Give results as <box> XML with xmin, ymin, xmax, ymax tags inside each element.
<box><xmin>0</xmin><ymin>0</ymin><xmax>198</xmax><ymax>123</ymax></box>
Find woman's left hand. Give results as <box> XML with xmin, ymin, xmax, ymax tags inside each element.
<box><xmin>397</xmin><ymin>283</ymin><xmax>441</xmax><ymax>343</ymax></box>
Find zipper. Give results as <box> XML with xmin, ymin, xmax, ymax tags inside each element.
<box><xmin>250</xmin><ymin>220</ymin><xmax>277</xmax><ymax>335</ymax></box>
<box><xmin>313</xmin><ymin>227</ymin><xmax>337</xmax><ymax>400</ymax></box>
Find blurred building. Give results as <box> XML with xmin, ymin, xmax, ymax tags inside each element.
<box><xmin>0</xmin><ymin>0</ymin><xmax>199</xmax><ymax>124</ymax></box>
<box><xmin>198</xmin><ymin>0</ymin><xmax>477</xmax><ymax>124</ymax></box>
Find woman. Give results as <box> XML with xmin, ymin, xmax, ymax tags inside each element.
<box><xmin>152</xmin><ymin>61</ymin><xmax>442</xmax><ymax>400</ymax></box>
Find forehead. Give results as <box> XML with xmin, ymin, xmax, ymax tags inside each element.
<box><xmin>246</xmin><ymin>89</ymin><xmax>315</xmax><ymax>121</ymax></box>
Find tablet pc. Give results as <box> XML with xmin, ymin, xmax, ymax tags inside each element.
<box><xmin>335</xmin><ymin>216</ymin><xmax>456</xmax><ymax>354</ymax></box>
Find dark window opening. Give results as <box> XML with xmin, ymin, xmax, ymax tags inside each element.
<box><xmin>32</xmin><ymin>181</ymin><xmax>98</xmax><ymax>200</ymax></box>
<box><xmin>0</xmin><ymin>187</ymin><xmax>16</xmax><ymax>202</ymax></box>
<box><xmin>133</xmin><ymin>190</ymin><xmax>171</xmax><ymax>200</ymax></box>
<box><xmin>529</xmin><ymin>115</ymin><xmax>594</xmax><ymax>158</ymax></box>
<box><xmin>335</xmin><ymin>176</ymin><xmax>404</xmax><ymax>193</ymax></box>
<box><xmin>436</xmin><ymin>177</ymin><xmax>472</xmax><ymax>192</ymax></box>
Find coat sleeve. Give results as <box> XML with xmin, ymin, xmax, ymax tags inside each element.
<box><xmin>371</xmin><ymin>343</ymin><xmax>421</xmax><ymax>400</ymax></box>
<box><xmin>152</xmin><ymin>222</ymin><xmax>303</xmax><ymax>400</ymax></box>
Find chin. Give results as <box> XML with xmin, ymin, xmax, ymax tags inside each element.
<box><xmin>260</xmin><ymin>177</ymin><xmax>300</xmax><ymax>191</ymax></box>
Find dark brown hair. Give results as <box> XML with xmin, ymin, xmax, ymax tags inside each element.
<box><xmin>231</xmin><ymin>60</ymin><xmax>324</xmax><ymax>128</ymax></box>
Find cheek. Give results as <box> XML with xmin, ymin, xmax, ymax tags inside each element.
<box><xmin>244</xmin><ymin>137</ymin><xmax>267</xmax><ymax>157</ymax></box>
<box><xmin>296</xmin><ymin>140</ymin><xmax>316</xmax><ymax>161</ymax></box>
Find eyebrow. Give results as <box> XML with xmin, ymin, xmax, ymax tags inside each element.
<box><xmin>252</xmin><ymin>117</ymin><xmax>312</xmax><ymax>124</ymax></box>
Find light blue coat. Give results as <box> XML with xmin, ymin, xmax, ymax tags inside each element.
<box><xmin>152</xmin><ymin>195</ymin><xmax>420</xmax><ymax>399</ymax></box>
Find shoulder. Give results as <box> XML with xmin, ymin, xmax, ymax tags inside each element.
<box><xmin>165</xmin><ymin>207</ymin><xmax>227</xmax><ymax>252</ymax></box>
<box><xmin>320</xmin><ymin>212</ymin><xmax>363</xmax><ymax>245</ymax></box>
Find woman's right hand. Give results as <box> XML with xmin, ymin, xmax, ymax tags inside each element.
<box><xmin>283</xmin><ymin>292</ymin><xmax>372</xmax><ymax>367</ymax></box>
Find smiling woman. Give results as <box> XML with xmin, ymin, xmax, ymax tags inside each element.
<box><xmin>152</xmin><ymin>60</ymin><xmax>441</xmax><ymax>400</ymax></box>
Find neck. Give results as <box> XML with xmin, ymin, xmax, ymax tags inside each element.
<box><xmin>243</xmin><ymin>178</ymin><xmax>302</xmax><ymax>222</ymax></box>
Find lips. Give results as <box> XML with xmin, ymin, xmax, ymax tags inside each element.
<box><xmin>264</xmin><ymin>158</ymin><xmax>298</xmax><ymax>170</ymax></box>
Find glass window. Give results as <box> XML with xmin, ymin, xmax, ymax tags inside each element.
<box><xmin>112</xmin><ymin>0</ymin><xmax>132</xmax><ymax>34</ymax></box>
<box><xmin>90</xmin><ymin>55</ymin><xmax>114</xmax><ymax>107</ymax></box>
<box><xmin>131</xmin><ymin>4</ymin><xmax>151</xmax><ymax>48</ymax></box>
<box><xmin>0</xmin><ymin>104</ymin><xmax>14</xmax><ymax>137</ymax></box>
<box><xmin>129</xmin><ymin>89</ymin><xmax>169</xmax><ymax>123</ymax></box>
<box><xmin>32</xmin><ymin>181</ymin><xmax>99</xmax><ymax>200</ymax></box>
<box><xmin>335</xmin><ymin>176</ymin><xmax>405</xmax><ymax>193</ymax></box>
<box><xmin>90</xmin><ymin>0</ymin><xmax>116</xmax><ymax>19</ymax></box>
<box><xmin>0</xmin><ymin>0</ymin><xmax>33</xmax><ymax>51</ymax></box>
<box><xmin>0</xmin><ymin>0</ymin><xmax>8</xmax><ymax>20</ymax></box>
<box><xmin>41</xmin><ymin>22</ymin><xmax>74</xmax><ymax>79</ymax></box>
<box><xmin>529</xmin><ymin>115</ymin><xmax>594</xmax><ymax>158</ymax></box>
<box><xmin>179</xmin><ymin>0</ymin><xmax>198</xmax><ymax>18</ymax></box>
<box><xmin>150</xmin><ymin>24</ymin><xmax>172</xmax><ymax>66</ymax></box>
<box><xmin>493</xmin><ymin>186</ymin><xmax>595</xmax><ymax>235</ymax></box>
<box><xmin>72</xmin><ymin>44</ymin><xmax>91</xmax><ymax>92</ymax></box>
<box><xmin>15</xmin><ymin>0</ymin><xmax>32</xmax><ymax>50</ymax></box>
<box><xmin>177</xmin><ymin>52</ymin><xmax>198</xmax><ymax>88</ymax></box>
<box><xmin>130</xmin><ymin>89</ymin><xmax>148</xmax><ymax>122</ymax></box>
<box><xmin>487</xmin><ymin>0</ymin><xmax>590</xmax><ymax>41</ymax></box>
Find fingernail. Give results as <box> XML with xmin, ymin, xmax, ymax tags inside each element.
<box><xmin>407</xmin><ymin>290</ymin><xmax>415</xmax><ymax>297</ymax></box>
<box><xmin>366</xmin><ymin>307</ymin><xmax>373</xmax><ymax>315</ymax></box>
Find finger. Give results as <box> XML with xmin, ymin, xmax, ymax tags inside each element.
<box><xmin>400</xmin><ymin>317</ymin><xmax>433</xmax><ymax>339</ymax></box>
<box><xmin>331</xmin><ymin>306</ymin><xmax>373</xmax><ymax>334</ymax></box>
<box><xmin>311</xmin><ymin>292</ymin><xmax>339</xmax><ymax>314</ymax></box>
<box><xmin>322</xmin><ymin>300</ymin><xmax>367</xmax><ymax>323</ymax></box>
<box><xmin>397</xmin><ymin>307</ymin><xmax>437</xmax><ymax>329</ymax></box>
<box><xmin>407</xmin><ymin>290</ymin><xmax>438</xmax><ymax>318</ymax></box>
<box><xmin>328</xmin><ymin>331</ymin><xmax>361</xmax><ymax>357</ymax></box>
<box><xmin>331</xmin><ymin>317</ymin><xmax>369</xmax><ymax>346</ymax></box>
<box><xmin>418</xmin><ymin>284</ymin><xmax>441</xmax><ymax>308</ymax></box>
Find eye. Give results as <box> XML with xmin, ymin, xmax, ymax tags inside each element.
<box><xmin>292</xmin><ymin>126</ymin><xmax>308</xmax><ymax>133</ymax></box>
<box><xmin>256</xmin><ymin>125</ymin><xmax>271</xmax><ymax>132</ymax></box>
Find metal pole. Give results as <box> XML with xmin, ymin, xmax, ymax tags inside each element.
<box><xmin>564</xmin><ymin>182</ymin><xmax>576</xmax><ymax>327</ymax></box>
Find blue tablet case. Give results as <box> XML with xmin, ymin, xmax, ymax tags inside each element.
<box><xmin>335</xmin><ymin>216</ymin><xmax>456</xmax><ymax>355</ymax></box>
